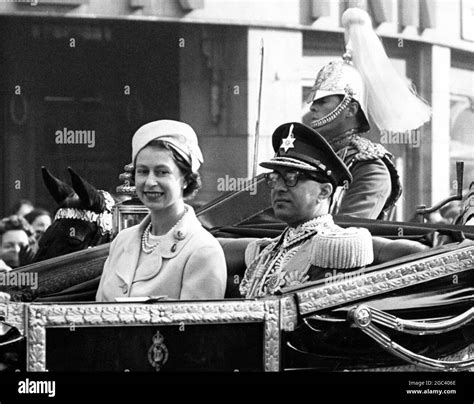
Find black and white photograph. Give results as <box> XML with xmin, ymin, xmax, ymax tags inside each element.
<box><xmin>0</xmin><ymin>0</ymin><xmax>473</xmax><ymax>402</ymax></box>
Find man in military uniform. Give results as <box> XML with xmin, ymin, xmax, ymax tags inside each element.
<box><xmin>307</xmin><ymin>58</ymin><xmax>401</xmax><ymax>220</ymax></box>
<box><xmin>240</xmin><ymin>122</ymin><xmax>373</xmax><ymax>299</ymax></box>
<box><xmin>306</xmin><ymin>8</ymin><xmax>430</xmax><ymax>220</ymax></box>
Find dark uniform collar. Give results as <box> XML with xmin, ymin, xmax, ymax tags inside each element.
<box><xmin>328</xmin><ymin>128</ymin><xmax>367</xmax><ymax>152</ymax></box>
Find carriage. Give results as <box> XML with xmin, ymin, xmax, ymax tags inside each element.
<box><xmin>1</xmin><ymin>170</ymin><xmax>473</xmax><ymax>373</ymax></box>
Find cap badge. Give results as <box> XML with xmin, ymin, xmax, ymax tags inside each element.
<box><xmin>280</xmin><ymin>124</ymin><xmax>296</xmax><ymax>153</ymax></box>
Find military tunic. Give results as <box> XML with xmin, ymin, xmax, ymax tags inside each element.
<box><xmin>239</xmin><ymin>215</ymin><xmax>373</xmax><ymax>298</ymax></box>
<box><xmin>240</xmin><ymin>215</ymin><xmax>336</xmax><ymax>298</ymax></box>
<box><xmin>329</xmin><ymin>132</ymin><xmax>402</xmax><ymax>220</ymax></box>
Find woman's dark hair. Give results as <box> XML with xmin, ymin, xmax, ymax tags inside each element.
<box><xmin>133</xmin><ymin>139</ymin><xmax>201</xmax><ymax>198</ymax></box>
<box><xmin>24</xmin><ymin>208</ymin><xmax>51</xmax><ymax>225</ymax></box>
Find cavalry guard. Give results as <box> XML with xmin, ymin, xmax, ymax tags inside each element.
<box><xmin>306</xmin><ymin>8</ymin><xmax>431</xmax><ymax>220</ymax></box>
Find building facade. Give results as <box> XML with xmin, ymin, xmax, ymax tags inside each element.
<box><xmin>0</xmin><ymin>0</ymin><xmax>473</xmax><ymax>221</ymax></box>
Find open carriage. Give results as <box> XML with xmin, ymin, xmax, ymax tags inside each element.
<box><xmin>1</xmin><ymin>174</ymin><xmax>473</xmax><ymax>372</ymax></box>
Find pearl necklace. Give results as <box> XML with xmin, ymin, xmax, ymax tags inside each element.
<box><xmin>141</xmin><ymin>207</ymin><xmax>188</xmax><ymax>254</ymax></box>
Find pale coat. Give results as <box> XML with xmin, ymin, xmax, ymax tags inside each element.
<box><xmin>96</xmin><ymin>206</ymin><xmax>226</xmax><ymax>302</ymax></box>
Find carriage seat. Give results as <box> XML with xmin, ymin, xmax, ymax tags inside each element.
<box><xmin>218</xmin><ymin>238</ymin><xmax>257</xmax><ymax>298</ymax></box>
<box><xmin>38</xmin><ymin>236</ymin><xmax>431</xmax><ymax>301</ymax></box>
<box><xmin>371</xmin><ymin>236</ymin><xmax>430</xmax><ymax>265</ymax></box>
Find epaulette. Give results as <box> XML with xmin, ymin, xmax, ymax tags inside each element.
<box><xmin>347</xmin><ymin>136</ymin><xmax>392</xmax><ymax>163</ymax></box>
<box><xmin>335</xmin><ymin>135</ymin><xmax>390</xmax><ymax>165</ymax></box>
<box><xmin>310</xmin><ymin>226</ymin><xmax>373</xmax><ymax>269</ymax></box>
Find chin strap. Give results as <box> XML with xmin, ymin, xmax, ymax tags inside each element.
<box><xmin>310</xmin><ymin>90</ymin><xmax>353</xmax><ymax>129</ymax></box>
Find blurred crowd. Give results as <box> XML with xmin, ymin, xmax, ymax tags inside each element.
<box><xmin>0</xmin><ymin>199</ymin><xmax>52</xmax><ymax>271</ymax></box>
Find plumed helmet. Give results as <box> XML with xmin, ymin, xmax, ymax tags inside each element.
<box><xmin>306</xmin><ymin>55</ymin><xmax>369</xmax><ymax>130</ymax></box>
<box><xmin>307</xmin><ymin>7</ymin><xmax>431</xmax><ymax>134</ymax></box>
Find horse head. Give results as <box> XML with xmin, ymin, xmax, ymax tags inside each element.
<box><xmin>33</xmin><ymin>167</ymin><xmax>114</xmax><ymax>262</ymax></box>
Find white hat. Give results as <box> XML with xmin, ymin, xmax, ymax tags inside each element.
<box><xmin>132</xmin><ymin>120</ymin><xmax>204</xmax><ymax>172</ymax></box>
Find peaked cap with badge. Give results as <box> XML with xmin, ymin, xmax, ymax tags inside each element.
<box><xmin>260</xmin><ymin>122</ymin><xmax>352</xmax><ymax>188</ymax></box>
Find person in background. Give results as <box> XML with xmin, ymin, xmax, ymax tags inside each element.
<box><xmin>305</xmin><ymin>8</ymin><xmax>431</xmax><ymax>220</ymax></box>
<box><xmin>0</xmin><ymin>215</ymin><xmax>37</xmax><ymax>270</ymax></box>
<box><xmin>8</xmin><ymin>199</ymin><xmax>34</xmax><ymax>218</ymax></box>
<box><xmin>96</xmin><ymin>120</ymin><xmax>227</xmax><ymax>302</ymax></box>
<box><xmin>24</xmin><ymin>208</ymin><xmax>52</xmax><ymax>241</ymax></box>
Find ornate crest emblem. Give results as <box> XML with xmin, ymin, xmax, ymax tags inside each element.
<box><xmin>266</xmin><ymin>271</ymin><xmax>285</xmax><ymax>294</ymax></box>
<box><xmin>313</xmin><ymin>61</ymin><xmax>343</xmax><ymax>92</ymax></box>
<box><xmin>147</xmin><ymin>331</ymin><xmax>169</xmax><ymax>371</ymax></box>
<box><xmin>284</xmin><ymin>270</ymin><xmax>309</xmax><ymax>288</ymax></box>
<box><xmin>280</xmin><ymin>124</ymin><xmax>295</xmax><ymax>153</ymax></box>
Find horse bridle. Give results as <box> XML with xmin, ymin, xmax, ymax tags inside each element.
<box><xmin>53</xmin><ymin>190</ymin><xmax>114</xmax><ymax>241</ymax></box>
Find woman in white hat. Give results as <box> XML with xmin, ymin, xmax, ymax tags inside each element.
<box><xmin>96</xmin><ymin>120</ymin><xmax>227</xmax><ymax>301</ymax></box>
